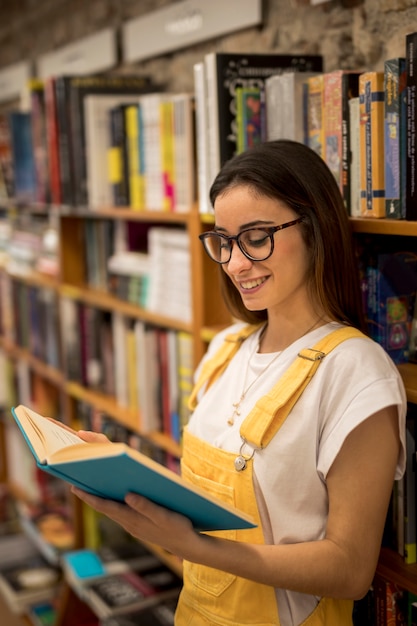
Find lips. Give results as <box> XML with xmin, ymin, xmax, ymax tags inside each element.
<box><xmin>239</xmin><ymin>277</ymin><xmax>267</xmax><ymax>290</ymax></box>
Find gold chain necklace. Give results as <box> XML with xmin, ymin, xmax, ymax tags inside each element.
<box><xmin>227</xmin><ymin>318</ymin><xmax>323</xmax><ymax>427</ymax></box>
<box><xmin>227</xmin><ymin>327</ymin><xmax>280</xmax><ymax>427</ymax></box>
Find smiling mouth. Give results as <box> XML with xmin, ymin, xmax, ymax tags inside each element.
<box><xmin>240</xmin><ymin>277</ymin><xmax>267</xmax><ymax>290</ymax></box>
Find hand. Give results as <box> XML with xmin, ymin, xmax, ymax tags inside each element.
<box><xmin>76</xmin><ymin>430</ymin><xmax>111</xmax><ymax>444</ymax></box>
<box><xmin>71</xmin><ymin>487</ymin><xmax>198</xmax><ymax>559</ymax></box>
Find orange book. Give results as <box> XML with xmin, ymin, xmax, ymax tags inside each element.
<box><xmin>359</xmin><ymin>71</ymin><xmax>386</xmax><ymax>217</ymax></box>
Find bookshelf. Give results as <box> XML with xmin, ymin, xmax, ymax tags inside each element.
<box><xmin>0</xmin><ymin>45</ymin><xmax>415</xmax><ymax>626</ymax></box>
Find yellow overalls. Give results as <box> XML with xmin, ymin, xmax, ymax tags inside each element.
<box><xmin>176</xmin><ymin>325</ymin><xmax>365</xmax><ymax>626</ymax></box>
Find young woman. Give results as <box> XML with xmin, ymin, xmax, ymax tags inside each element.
<box><xmin>73</xmin><ymin>140</ymin><xmax>406</xmax><ymax>625</ymax></box>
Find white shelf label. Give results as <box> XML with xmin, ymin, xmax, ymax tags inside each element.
<box><xmin>0</xmin><ymin>61</ymin><xmax>32</xmax><ymax>103</ymax></box>
<box><xmin>37</xmin><ymin>27</ymin><xmax>117</xmax><ymax>79</ymax></box>
<box><xmin>122</xmin><ymin>0</ymin><xmax>262</xmax><ymax>63</ymax></box>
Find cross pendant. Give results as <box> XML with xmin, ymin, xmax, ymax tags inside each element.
<box><xmin>227</xmin><ymin>402</ymin><xmax>241</xmax><ymax>426</ymax></box>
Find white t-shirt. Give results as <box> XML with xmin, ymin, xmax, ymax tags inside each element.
<box><xmin>187</xmin><ymin>322</ymin><xmax>407</xmax><ymax>626</ymax></box>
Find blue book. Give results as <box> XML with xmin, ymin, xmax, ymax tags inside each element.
<box><xmin>9</xmin><ymin>112</ymin><xmax>36</xmax><ymax>201</ymax></box>
<box><xmin>384</xmin><ymin>58</ymin><xmax>406</xmax><ymax>219</ymax></box>
<box><xmin>11</xmin><ymin>405</ymin><xmax>256</xmax><ymax>533</ymax></box>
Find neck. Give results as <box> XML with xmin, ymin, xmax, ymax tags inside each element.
<box><xmin>258</xmin><ymin>316</ymin><xmax>329</xmax><ymax>353</ymax></box>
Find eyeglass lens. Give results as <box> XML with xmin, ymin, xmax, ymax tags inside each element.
<box><xmin>204</xmin><ymin>229</ymin><xmax>272</xmax><ymax>263</ymax></box>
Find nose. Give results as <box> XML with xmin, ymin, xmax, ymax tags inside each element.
<box><xmin>226</xmin><ymin>241</ymin><xmax>253</xmax><ymax>273</ymax></box>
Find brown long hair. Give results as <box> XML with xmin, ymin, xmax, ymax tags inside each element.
<box><xmin>209</xmin><ymin>140</ymin><xmax>367</xmax><ymax>333</ymax></box>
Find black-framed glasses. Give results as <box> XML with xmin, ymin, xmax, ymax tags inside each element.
<box><xmin>199</xmin><ymin>217</ymin><xmax>304</xmax><ymax>265</ymax></box>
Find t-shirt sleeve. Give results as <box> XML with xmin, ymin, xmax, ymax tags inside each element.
<box><xmin>316</xmin><ymin>341</ymin><xmax>407</xmax><ymax>481</ymax></box>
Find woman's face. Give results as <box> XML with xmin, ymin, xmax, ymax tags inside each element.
<box><xmin>214</xmin><ymin>185</ymin><xmax>312</xmax><ymax>317</ymax></box>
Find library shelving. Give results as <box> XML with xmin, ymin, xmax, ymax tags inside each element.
<box><xmin>0</xmin><ymin>198</ymin><xmax>232</xmax><ymax>622</ymax></box>
<box><xmin>1</xmin><ymin>199</ymin><xmax>417</xmax><ymax>622</ymax></box>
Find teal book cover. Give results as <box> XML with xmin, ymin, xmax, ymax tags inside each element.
<box><xmin>11</xmin><ymin>405</ymin><xmax>255</xmax><ymax>533</ymax></box>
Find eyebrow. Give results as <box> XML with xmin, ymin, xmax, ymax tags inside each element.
<box><xmin>214</xmin><ymin>220</ymin><xmax>276</xmax><ymax>233</ymax></box>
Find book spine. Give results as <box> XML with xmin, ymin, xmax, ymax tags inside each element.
<box><xmin>324</xmin><ymin>71</ymin><xmax>360</xmax><ymax>210</ymax></box>
<box><xmin>160</xmin><ymin>99</ymin><xmax>175</xmax><ymax>212</ymax></box>
<box><xmin>54</xmin><ymin>77</ymin><xmax>75</xmax><ymax>206</ymax></box>
<box><xmin>29</xmin><ymin>79</ymin><xmax>50</xmax><ymax>204</ymax></box>
<box><xmin>306</xmin><ymin>74</ymin><xmax>324</xmax><ymax>158</ymax></box>
<box><xmin>172</xmin><ymin>93</ymin><xmax>195</xmax><ymax>213</ymax></box>
<box><xmin>125</xmin><ymin>104</ymin><xmax>144</xmax><ymax>211</ymax></box>
<box><xmin>323</xmin><ymin>72</ymin><xmax>344</xmax><ymax>200</ymax></box>
<box><xmin>406</xmin><ymin>32</ymin><xmax>417</xmax><ymax>220</ymax></box>
<box><xmin>108</xmin><ymin>106</ymin><xmax>129</xmax><ymax>207</ymax></box>
<box><xmin>193</xmin><ymin>62</ymin><xmax>211</xmax><ymax>214</ymax></box>
<box><xmin>404</xmin><ymin>418</ymin><xmax>416</xmax><ymax>564</ymax></box>
<box><xmin>384</xmin><ymin>58</ymin><xmax>406</xmax><ymax>219</ymax></box>
<box><xmin>44</xmin><ymin>78</ymin><xmax>61</xmax><ymax>205</ymax></box>
<box><xmin>236</xmin><ymin>86</ymin><xmax>262</xmax><ymax>154</ymax></box>
<box><xmin>348</xmin><ymin>97</ymin><xmax>361</xmax><ymax>217</ymax></box>
<box><xmin>359</xmin><ymin>72</ymin><xmax>386</xmax><ymax>218</ymax></box>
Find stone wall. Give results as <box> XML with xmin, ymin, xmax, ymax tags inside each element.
<box><xmin>0</xmin><ymin>0</ymin><xmax>416</xmax><ymax>99</ymax></box>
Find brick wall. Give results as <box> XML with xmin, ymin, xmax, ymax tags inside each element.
<box><xmin>0</xmin><ymin>0</ymin><xmax>415</xmax><ymax>97</ymax></box>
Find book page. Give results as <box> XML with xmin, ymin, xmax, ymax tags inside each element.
<box><xmin>14</xmin><ymin>405</ymin><xmax>87</xmax><ymax>463</ymax></box>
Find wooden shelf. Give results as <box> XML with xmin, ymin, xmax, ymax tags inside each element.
<box><xmin>0</xmin><ymin>338</ymin><xmax>64</xmax><ymax>387</ymax></box>
<box><xmin>350</xmin><ymin>217</ymin><xmax>417</xmax><ymax>236</ymax></box>
<box><xmin>59</xmin><ymin>206</ymin><xmax>196</xmax><ymax>224</ymax></box>
<box><xmin>377</xmin><ymin>547</ymin><xmax>417</xmax><ymax>594</ymax></box>
<box><xmin>60</xmin><ymin>284</ymin><xmax>193</xmax><ymax>333</ymax></box>
<box><xmin>397</xmin><ymin>363</ymin><xmax>417</xmax><ymax>404</ymax></box>
<box><xmin>65</xmin><ymin>382</ymin><xmax>182</xmax><ymax>457</ymax></box>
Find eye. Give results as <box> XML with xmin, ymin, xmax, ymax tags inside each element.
<box><xmin>244</xmin><ymin>230</ymin><xmax>270</xmax><ymax>247</ymax></box>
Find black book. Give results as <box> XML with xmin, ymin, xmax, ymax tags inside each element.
<box><xmin>99</xmin><ymin>596</ymin><xmax>178</xmax><ymax>625</ymax></box>
<box><xmin>84</xmin><ymin>562</ymin><xmax>181</xmax><ymax>619</ymax></box>
<box><xmin>406</xmin><ymin>32</ymin><xmax>417</xmax><ymax>220</ymax></box>
<box><xmin>204</xmin><ymin>52</ymin><xmax>323</xmax><ymax>181</ymax></box>
<box><xmin>108</xmin><ymin>104</ymin><xmax>131</xmax><ymax>207</ymax></box>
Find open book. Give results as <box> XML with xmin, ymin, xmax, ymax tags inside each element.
<box><xmin>11</xmin><ymin>405</ymin><xmax>255</xmax><ymax>532</ymax></box>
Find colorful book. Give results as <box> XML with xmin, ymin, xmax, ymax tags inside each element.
<box><xmin>108</xmin><ymin>104</ymin><xmax>131</xmax><ymax>207</ymax></box>
<box><xmin>406</xmin><ymin>31</ymin><xmax>417</xmax><ymax>220</ymax></box>
<box><xmin>384</xmin><ymin>58</ymin><xmax>407</xmax><ymax>219</ymax></box>
<box><xmin>359</xmin><ymin>71</ymin><xmax>386</xmax><ymax>218</ymax></box>
<box><xmin>323</xmin><ymin>70</ymin><xmax>360</xmax><ymax>209</ymax></box>
<box><xmin>348</xmin><ymin>96</ymin><xmax>361</xmax><ymax>217</ymax></box>
<box><xmin>265</xmin><ymin>71</ymin><xmax>319</xmax><ymax>144</ymax></box>
<box><xmin>44</xmin><ymin>77</ymin><xmax>61</xmax><ymax>206</ymax></box>
<box><xmin>160</xmin><ymin>98</ymin><xmax>175</xmax><ymax>211</ymax></box>
<box><xmin>125</xmin><ymin>103</ymin><xmax>145</xmax><ymax>211</ymax></box>
<box><xmin>11</xmin><ymin>404</ymin><xmax>256</xmax><ymax>532</ymax></box>
<box><xmin>171</xmin><ymin>93</ymin><xmax>196</xmax><ymax>213</ymax></box>
<box><xmin>29</xmin><ymin>79</ymin><xmax>50</xmax><ymax>204</ymax></box>
<box><xmin>367</xmin><ymin>251</ymin><xmax>417</xmax><ymax>363</ymax></box>
<box><xmin>305</xmin><ymin>74</ymin><xmax>325</xmax><ymax>158</ymax></box>
<box><xmin>84</xmin><ymin>94</ymin><xmax>146</xmax><ymax>209</ymax></box>
<box><xmin>404</xmin><ymin>418</ymin><xmax>416</xmax><ymax>565</ymax></box>
<box><xmin>193</xmin><ymin>61</ymin><xmax>211</xmax><ymax>214</ymax></box>
<box><xmin>9</xmin><ymin>111</ymin><xmax>37</xmax><ymax>202</ymax></box>
<box><xmin>0</xmin><ymin>114</ymin><xmax>14</xmax><ymax>199</ymax></box>
<box><xmin>204</xmin><ymin>52</ymin><xmax>323</xmax><ymax>188</ymax></box>
<box><xmin>236</xmin><ymin>86</ymin><xmax>263</xmax><ymax>153</ymax></box>
<box><xmin>55</xmin><ymin>74</ymin><xmax>153</xmax><ymax>207</ymax></box>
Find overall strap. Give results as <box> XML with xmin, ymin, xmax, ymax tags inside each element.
<box><xmin>240</xmin><ymin>326</ymin><xmax>366</xmax><ymax>449</ymax></box>
<box><xmin>188</xmin><ymin>324</ymin><xmax>263</xmax><ymax>411</ymax></box>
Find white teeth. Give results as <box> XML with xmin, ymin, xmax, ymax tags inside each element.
<box><xmin>241</xmin><ymin>278</ymin><xmax>265</xmax><ymax>289</ymax></box>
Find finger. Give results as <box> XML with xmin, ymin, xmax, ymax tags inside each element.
<box><xmin>77</xmin><ymin>430</ymin><xmax>110</xmax><ymax>443</ymax></box>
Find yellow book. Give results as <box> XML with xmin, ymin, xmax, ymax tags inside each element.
<box><xmin>125</xmin><ymin>325</ymin><xmax>139</xmax><ymax>412</ymax></box>
<box><xmin>359</xmin><ymin>71</ymin><xmax>386</xmax><ymax>217</ymax></box>
<box><xmin>306</xmin><ymin>74</ymin><xmax>324</xmax><ymax>159</ymax></box>
<box><xmin>107</xmin><ymin>146</ymin><xmax>122</xmax><ymax>185</ymax></box>
<box><xmin>125</xmin><ymin>104</ymin><xmax>145</xmax><ymax>211</ymax></box>
<box><xmin>160</xmin><ymin>100</ymin><xmax>175</xmax><ymax>211</ymax></box>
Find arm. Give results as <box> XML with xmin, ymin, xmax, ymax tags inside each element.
<box><xmin>72</xmin><ymin>405</ymin><xmax>399</xmax><ymax>599</ymax></box>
